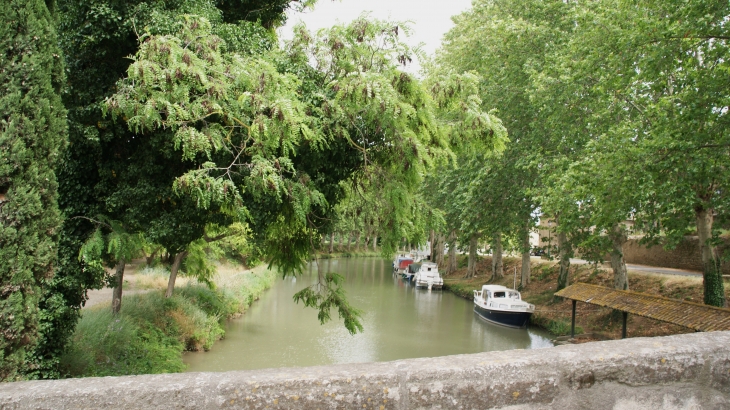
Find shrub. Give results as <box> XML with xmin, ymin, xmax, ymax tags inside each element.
<box><xmin>60</xmin><ymin>267</ymin><xmax>277</xmax><ymax>377</ymax></box>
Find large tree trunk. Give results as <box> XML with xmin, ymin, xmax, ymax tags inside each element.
<box><xmin>520</xmin><ymin>225</ymin><xmax>531</xmax><ymax>289</ymax></box>
<box><xmin>491</xmin><ymin>232</ymin><xmax>503</xmax><ymax>280</ymax></box>
<box><xmin>447</xmin><ymin>231</ymin><xmax>457</xmax><ymax>275</ymax></box>
<box><xmin>465</xmin><ymin>235</ymin><xmax>478</xmax><ymax>278</ymax></box>
<box><xmin>165</xmin><ymin>251</ymin><xmax>188</xmax><ymax>298</ymax></box>
<box><xmin>356</xmin><ymin>231</ymin><xmax>362</xmax><ymax>251</ymax></box>
<box><xmin>609</xmin><ymin>223</ymin><xmax>629</xmax><ymax>291</ymax></box>
<box><xmin>436</xmin><ymin>233</ymin><xmax>446</xmax><ymax>267</ymax></box>
<box><xmin>372</xmin><ymin>235</ymin><xmax>377</xmax><ymax>252</ymax></box>
<box><xmin>339</xmin><ymin>232</ymin><xmax>344</xmax><ymax>250</ymax></box>
<box><xmin>328</xmin><ymin>232</ymin><xmax>334</xmax><ymax>253</ymax></box>
<box><xmin>556</xmin><ymin>230</ymin><xmax>571</xmax><ymax>292</ymax></box>
<box><xmin>697</xmin><ymin>207</ymin><xmax>726</xmax><ymax>307</ymax></box>
<box><xmin>111</xmin><ymin>257</ymin><xmax>125</xmax><ymax>314</ymax></box>
<box><xmin>347</xmin><ymin>231</ymin><xmax>353</xmax><ymax>251</ymax></box>
<box><xmin>431</xmin><ymin>233</ymin><xmax>440</xmax><ymax>266</ymax></box>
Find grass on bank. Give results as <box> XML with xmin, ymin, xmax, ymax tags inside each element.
<box><xmin>442</xmin><ymin>255</ymin><xmax>730</xmax><ymax>340</ymax></box>
<box><xmin>315</xmin><ymin>249</ymin><xmax>383</xmax><ymax>259</ymax></box>
<box><xmin>59</xmin><ymin>264</ymin><xmax>276</xmax><ymax>378</ymax></box>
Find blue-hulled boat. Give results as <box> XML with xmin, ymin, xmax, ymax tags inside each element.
<box><xmin>473</xmin><ymin>285</ymin><xmax>534</xmax><ymax>328</ymax></box>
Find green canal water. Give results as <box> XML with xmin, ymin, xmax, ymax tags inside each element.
<box><xmin>183</xmin><ymin>258</ymin><xmax>553</xmax><ymax>372</ymax></box>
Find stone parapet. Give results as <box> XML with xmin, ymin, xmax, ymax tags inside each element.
<box><xmin>1</xmin><ymin>331</ymin><xmax>729</xmax><ymax>409</ymax></box>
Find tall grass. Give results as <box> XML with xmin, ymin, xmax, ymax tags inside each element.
<box><xmin>60</xmin><ymin>266</ymin><xmax>277</xmax><ymax>378</ymax></box>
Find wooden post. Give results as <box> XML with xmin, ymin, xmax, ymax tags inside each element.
<box><xmin>622</xmin><ymin>311</ymin><xmax>628</xmax><ymax>339</ymax></box>
<box><xmin>571</xmin><ymin>300</ymin><xmax>576</xmax><ymax>339</ymax></box>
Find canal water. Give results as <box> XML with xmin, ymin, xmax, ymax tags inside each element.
<box><xmin>183</xmin><ymin>258</ymin><xmax>553</xmax><ymax>372</ymax></box>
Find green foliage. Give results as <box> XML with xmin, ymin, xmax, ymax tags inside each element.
<box><xmin>60</xmin><ymin>267</ymin><xmax>277</xmax><ymax>378</ymax></box>
<box><xmin>77</xmin><ymin>218</ymin><xmax>146</xmax><ymax>284</ymax></box>
<box><xmin>293</xmin><ymin>271</ymin><xmax>364</xmax><ymax>335</ymax></box>
<box><xmin>103</xmin><ymin>13</ymin><xmax>507</xmax><ymax>332</ymax></box>
<box><xmin>0</xmin><ymin>0</ymin><xmax>67</xmax><ymax>381</ymax></box>
<box><xmin>442</xmin><ymin>282</ymin><xmax>475</xmax><ymax>300</ymax></box>
<box><xmin>59</xmin><ymin>304</ymin><xmax>185</xmax><ymax>377</ymax></box>
<box><xmin>105</xmin><ymin>16</ymin><xmax>321</xmax><ymax>211</ymax></box>
<box><xmin>182</xmin><ymin>238</ymin><xmax>218</xmax><ymax>287</ymax></box>
<box><xmin>40</xmin><ymin>0</ymin><xmax>302</xmax><ymax>378</ymax></box>
<box><xmin>531</xmin><ymin>315</ymin><xmax>582</xmax><ymax>337</ymax></box>
<box><xmin>426</xmin><ymin>0</ymin><xmax>569</xmax><ymax>258</ymax></box>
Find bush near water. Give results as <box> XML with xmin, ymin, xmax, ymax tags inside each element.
<box><xmin>59</xmin><ymin>265</ymin><xmax>276</xmax><ymax>378</ymax></box>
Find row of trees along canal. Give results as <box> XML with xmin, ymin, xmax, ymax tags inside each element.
<box><xmin>409</xmin><ymin>0</ymin><xmax>729</xmax><ymax>311</ymax></box>
<box><xmin>1</xmin><ymin>0</ymin><xmax>507</xmax><ymax>380</ymax></box>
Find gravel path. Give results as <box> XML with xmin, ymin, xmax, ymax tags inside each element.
<box><xmin>565</xmin><ymin>257</ymin><xmax>702</xmax><ymax>277</ymax></box>
<box><xmin>83</xmin><ymin>269</ymin><xmax>153</xmax><ymax>309</ymax></box>
<box><xmin>84</xmin><ymin>287</ymin><xmax>151</xmax><ymax>309</ymax></box>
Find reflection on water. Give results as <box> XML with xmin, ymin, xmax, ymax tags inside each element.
<box><xmin>184</xmin><ymin>258</ymin><xmax>552</xmax><ymax>372</ymax></box>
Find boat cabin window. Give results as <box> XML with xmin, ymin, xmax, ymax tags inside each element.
<box><xmin>427</xmin><ymin>268</ymin><xmax>432</xmax><ymax>271</ymax></box>
<box><xmin>493</xmin><ymin>291</ymin><xmax>506</xmax><ymax>298</ymax></box>
<box><xmin>508</xmin><ymin>291</ymin><xmax>521</xmax><ymax>300</ymax></box>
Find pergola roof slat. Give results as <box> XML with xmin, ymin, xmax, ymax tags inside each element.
<box><xmin>555</xmin><ymin>283</ymin><xmax>730</xmax><ymax>332</ymax></box>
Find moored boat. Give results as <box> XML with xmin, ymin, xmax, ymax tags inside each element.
<box><xmin>404</xmin><ymin>262</ymin><xmax>421</xmax><ymax>281</ymax></box>
<box><xmin>472</xmin><ymin>285</ymin><xmax>534</xmax><ymax>328</ymax></box>
<box><xmin>393</xmin><ymin>255</ymin><xmax>414</xmax><ymax>276</ymax></box>
<box><xmin>413</xmin><ymin>262</ymin><xmax>443</xmax><ymax>290</ymax></box>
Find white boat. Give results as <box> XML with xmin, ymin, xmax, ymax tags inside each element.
<box><xmin>472</xmin><ymin>285</ymin><xmax>534</xmax><ymax>328</ymax></box>
<box><xmin>413</xmin><ymin>262</ymin><xmax>443</xmax><ymax>290</ymax></box>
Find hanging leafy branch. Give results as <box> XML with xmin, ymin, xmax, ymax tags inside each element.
<box><xmin>105</xmin><ymin>16</ymin><xmax>322</xmax><ymax>216</ymax></box>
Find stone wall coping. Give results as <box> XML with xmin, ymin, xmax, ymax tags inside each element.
<box><xmin>1</xmin><ymin>331</ymin><xmax>729</xmax><ymax>409</ymax></box>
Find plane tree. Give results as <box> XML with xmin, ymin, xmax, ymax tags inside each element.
<box><xmin>600</xmin><ymin>0</ymin><xmax>730</xmax><ymax>306</ymax></box>
<box><xmin>536</xmin><ymin>0</ymin><xmax>730</xmax><ymax>304</ymax></box>
<box><xmin>434</xmin><ymin>0</ymin><xmax>575</xmax><ymax>287</ymax></box>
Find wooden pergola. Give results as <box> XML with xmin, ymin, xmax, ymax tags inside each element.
<box><xmin>554</xmin><ymin>283</ymin><xmax>730</xmax><ymax>339</ymax></box>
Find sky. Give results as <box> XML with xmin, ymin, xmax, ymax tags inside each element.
<box><xmin>278</xmin><ymin>0</ymin><xmax>474</xmax><ymax>74</ymax></box>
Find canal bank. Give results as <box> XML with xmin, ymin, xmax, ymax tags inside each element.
<box><xmin>60</xmin><ymin>262</ymin><xmax>277</xmax><ymax>378</ymax></box>
<box><xmin>441</xmin><ymin>255</ymin><xmax>730</xmax><ymax>341</ymax></box>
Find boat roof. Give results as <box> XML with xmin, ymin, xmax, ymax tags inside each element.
<box><xmin>421</xmin><ymin>261</ymin><xmax>437</xmax><ymax>266</ymax></box>
<box><xmin>480</xmin><ymin>284</ymin><xmax>516</xmax><ymax>292</ymax></box>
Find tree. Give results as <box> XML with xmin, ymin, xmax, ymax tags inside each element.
<box><xmin>537</xmin><ymin>0</ymin><xmax>730</xmax><ymax>303</ymax></box>
<box><xmin>436</xmin><ymin>0</ymin><xmax>574</xmax><ymax>288</ymax></box>
<box><xmin>618</xmin><ymin>0</ymin><xmax>730</xmax><ymax>306</ymax></box>
<box><xmin>35</xmin><ymin>0</ymin><xmax>302</xmax><ymax>379</ymax></box>
<box><xmin>0</xmin><ymin>0</ymin><xmax>67</xmax><ymax>380</ymax></box>
<box><xmin>107</xmin><ymin>15</ymin><xmax>507</xmax><ymax>334</ymax></box>
<box><xmin>76</xmin><ymin>217</ymin><xmax>143</xmax><ymax>313</ymax></box>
